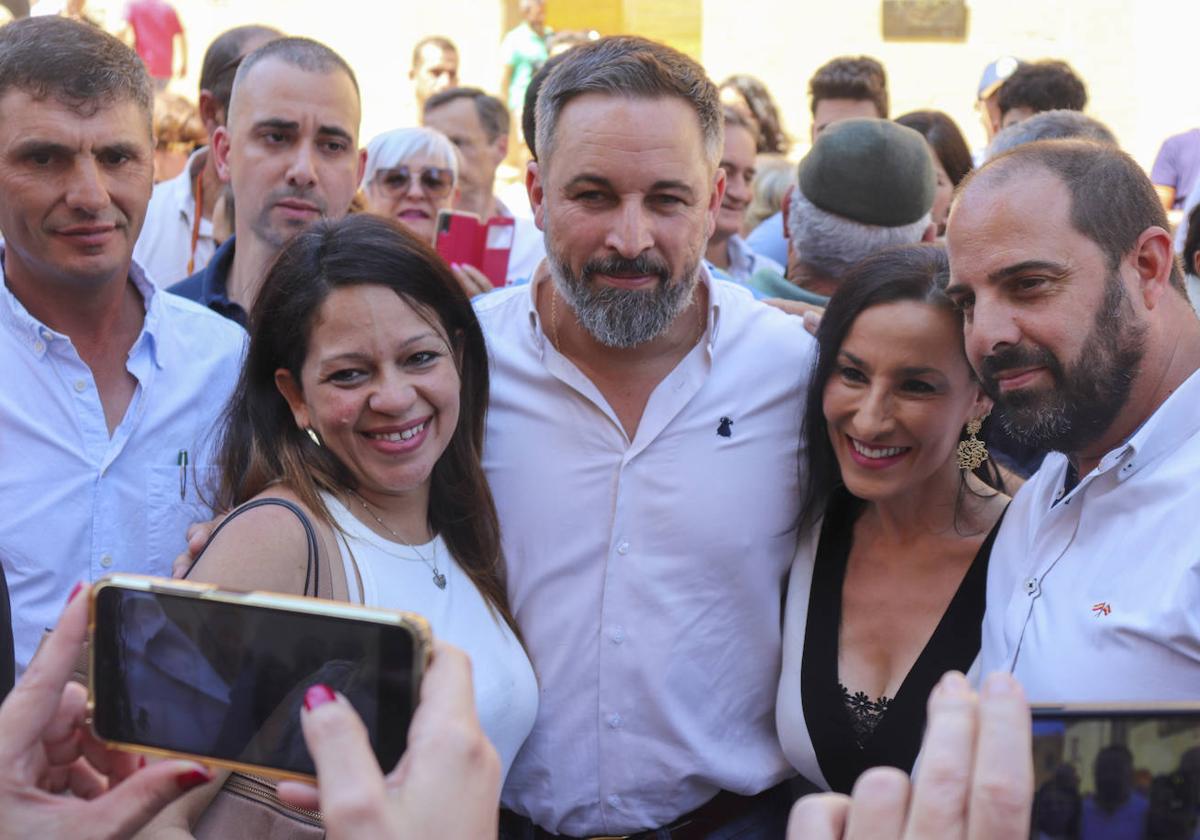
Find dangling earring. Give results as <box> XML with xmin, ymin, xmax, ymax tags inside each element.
<box><xmin>956</xmin><ymin>414</ymin><xmax>989</xmax><ymax>471</ymax></box>
<box><xmin>305</xmin><ymin>427</ymin><xmax>323</xmax><ymax>448</ymax></box>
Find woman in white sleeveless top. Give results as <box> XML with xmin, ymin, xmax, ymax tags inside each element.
<box><xmin>174</xmin><ymin>215</ymin><xmax>537</xmax><ymax>820</ymax></box>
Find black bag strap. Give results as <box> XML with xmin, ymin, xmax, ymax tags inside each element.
<box><xmin>182</xmin><ymin>498</ymin><xmax>321</xmax><ymax>598</ymax></box>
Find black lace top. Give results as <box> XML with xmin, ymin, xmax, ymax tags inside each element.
<box><xmin>839</xmin><ymin>684</ymin><xmax>891</xmax><ymax>749</ymax></box>
<box><xmin>800</xmin><ymin>489</ymin><xmax>1005</xmax><ymax>794</ymax></box>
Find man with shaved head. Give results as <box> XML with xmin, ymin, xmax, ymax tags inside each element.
<box><xmin>169</xmin><ymin>36</ymin><xmax>365</xmax><ymax>325</ymax></box>
<box><xmin>945</xmin><ymin>140</ymin><xmax>1200</xmax><ymax>701</ymax></box>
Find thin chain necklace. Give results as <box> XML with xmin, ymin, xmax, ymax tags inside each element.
<box><xmin>549</xmin><ymin>283</ymin><xmax>707</xmax><ymax>353</ymax></box>
<box><xmin>352</xmin><ymin>493</ymin><xmax>446</xmax><ymax>590</ymax></box>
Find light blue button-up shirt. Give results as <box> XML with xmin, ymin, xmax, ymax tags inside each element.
<box><xmin>0</xmin><ymin>251</ymin><xmax>245</xmax><ymax>673</ymax></box>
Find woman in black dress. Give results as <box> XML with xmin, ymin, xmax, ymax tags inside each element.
<box><xmin>776</xmin><ymin>244</ymin><xmax>1009</xmax><ymax>793</ymax></box>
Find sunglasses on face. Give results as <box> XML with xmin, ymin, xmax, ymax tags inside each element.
<box><xmin>374</xmin><ymin>165</ymin><xmax>455</xmax><ymax>198</ymax></box>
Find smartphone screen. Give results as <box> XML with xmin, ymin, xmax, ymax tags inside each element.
<box><xmin>92</xmin><ymin>586</ymin><xmax>417</xmax><ymax>777</ymax></box>
<box><xmin>1031</xmin><ymin>708</ymin><xmax>1200</xmax><ymax>839</ymax></box>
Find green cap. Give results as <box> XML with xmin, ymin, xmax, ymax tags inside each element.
<box><xmin>797</xmin><ymin>118</ymin><xmax>936</xmax><ymax>228</ymax></box>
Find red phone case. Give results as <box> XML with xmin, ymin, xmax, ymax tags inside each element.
<box><xmin>435</xmin><ymin>212</ymin><xmax>515</xmax><ymax>288</ymax></box>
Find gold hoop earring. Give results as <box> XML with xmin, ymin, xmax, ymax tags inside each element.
<box><xmin>956</xmin><ymin>416</ymin><xmax>989</xmax><ymax>471</ymax></box>
<box><xmin>305</xmin><ymin>427</ymin><xmax>323</xmax><ymax>448</ymax></box>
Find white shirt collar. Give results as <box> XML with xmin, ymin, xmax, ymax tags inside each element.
<box><xmin>1093</xmin><ymin>366</ymin><xmax>1200</xmax><ymax>483</ymax></box>
<box><xmin>0</xmin><ymin>245</ymin><xmax>166</xmax><ymax>370</ymax></box>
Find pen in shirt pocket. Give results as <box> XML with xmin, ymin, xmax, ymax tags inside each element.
<box><xmin>177</xmin><ymin>449</ymin><xmax>188</xmax><ymax>500</ymax></box>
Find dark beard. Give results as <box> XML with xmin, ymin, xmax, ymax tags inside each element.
<box><xmin>978</xmin><ymin>271</ymin><xmax>1147</xmax><ymax>453</ymax></box>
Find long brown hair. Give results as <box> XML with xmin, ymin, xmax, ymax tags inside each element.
<box><xmin>214</xmin><ymin>213</ymin><xmax>518</xmax><ymax>635</ymax></box>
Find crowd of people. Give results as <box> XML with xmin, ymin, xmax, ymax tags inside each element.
<box><xmin>1</xmin><ymin>6</ymin><xmax>1200</xmax><ymax>840</ymax></box>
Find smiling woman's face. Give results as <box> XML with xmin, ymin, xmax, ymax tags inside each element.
<box><xmin>276</xmin><ymin>284</ymin><xmax>461</xmax><ymax>514</ymax></box>
<box><xmin>823</xmin><ymin>299</ymin><xmax>988</xmax><ymax>502</ymax></box>
<box><xmin>363</xmin><ymin>152</ymin><xmax>456</xmax><ymax>244</ymax></box>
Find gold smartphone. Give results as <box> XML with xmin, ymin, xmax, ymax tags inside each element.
<box><xmin>1031</xmin><ymin>702</ymin><xmax>1200</xmax><ymax>839</ymax></box>
<box><xmin>88</xmin><ymin>574</ymin><xmax>431</xmax><ymax>782</ymax></box>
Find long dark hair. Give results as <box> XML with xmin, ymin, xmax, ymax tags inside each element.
<box><xmin>214</xmin><ymin>213</ymin><xmax>517</xmax><ymax>634</ymax></box>
<box><xmin>895</xmin><ymin>110</ymin><xmax>973</xmax><ymax>186</ymax></box>
<box><xmin>799</xmin><ymin>243</ymin><xmax>1004</xmax><ymax>529</ymax></box>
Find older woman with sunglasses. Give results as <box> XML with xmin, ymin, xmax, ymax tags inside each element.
<box><xmin>361</xmin><ymin>127</ymin><xmax>491</xmax><ymax>292</ymax></box>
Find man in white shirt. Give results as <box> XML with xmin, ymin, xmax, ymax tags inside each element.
<box><xmin>422</xmin><ymin>86</ymin><xmax>545</xmax><ymax>284</ymax></box>
<box><xmin>483</xmin><ymin>36</ymin><xmax>814</xmax><ymax>839</ymax></box>
<box><xmin>944</xmin><ymin>140</ymin><xmax>1200</xmax><ymax>701</ymax></box>
<box><xmin>0</xmin><ymin>17</ymin><xmax>245</xmax><ymax>673</ymax></box>
<box><xmin>133</xmin><ymin>24</ymin><xmax>280</xmax><ymax>288</ymax></box>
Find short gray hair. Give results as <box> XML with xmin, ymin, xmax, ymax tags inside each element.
<box><xmin>986</xmin><ymin>109</ymin><xmax>1117</xmax><ymax>161</ymax></box>
<box><xmin>534</xmin><ymin>35</ymin><xmax>722</xmax><ymax>170</ymax></box>
<box><xmin>787</xmin><ymin>188</ymin><xmax>931</xmax><ymax>279</ymax></box>
<box><xmin>362</xmin><ymin>127</ymin><xmax>458</xmax><ymax>189</ymax></box>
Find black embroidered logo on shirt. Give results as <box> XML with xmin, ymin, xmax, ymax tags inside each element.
<box><xmin>717</xmin><ymin>417</ymin><xmax>733</xmax><ymax>438</ymax></box>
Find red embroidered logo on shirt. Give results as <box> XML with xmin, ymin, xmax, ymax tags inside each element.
<box><xmin>1092</xmin><ymin>602</ymin><xmax>1112</xmax><ymax>617</ymax></box>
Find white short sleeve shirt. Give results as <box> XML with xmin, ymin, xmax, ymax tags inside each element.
<box><xmin>978</xmin><ymin>368</ymin><xmax>1200</xmax><ymax>700</ymax></box>
<box><xmin>477</xmin><ymin>269</ymin><xmax>816</xmax><ymax>835</ymax></box>
<box><xmin>0</xmin><ymin>254</ymin><xmax>245</xmax><ymax>672</ymax></box>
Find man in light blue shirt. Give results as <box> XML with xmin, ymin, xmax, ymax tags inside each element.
<box><xmin>0</xmin><ymin>17</ymin><xmax>244</xmax><ymax>672</ymax></box>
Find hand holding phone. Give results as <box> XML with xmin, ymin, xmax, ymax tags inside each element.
<box><xmin>89</xmin><ymin>575</ymin><xmax>430</xmax><ymax>782</ymax></box>
<box><xmin>277</xmin><ymin>642</ymin><xmax>502</xmax><ymax>840</ymax></box>
<box><xmin>787</xmin><ymin>672</ymin><xmax>1033</xmax><ymax>840</ymax></box>
<box><xmin>0</xmin><ymin>584</ymin><xmax>212</xmax><ymax>840</ymax></box>
<box><xmin>434</xmin><ymin>210</ymin><xmax>515</xmax><ymax>288</ymax></box>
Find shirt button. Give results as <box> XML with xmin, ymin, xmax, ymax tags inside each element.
<box><xmin>616</xmin><ymin>541</ymin><xmax>630</xmax><ymax>555</ymax></box>
<box><xmin>1024</xmin><ymin>577</ymin><xmax>1038</xmax><ymax>595</ymax></box>
<box><xmin>33</xmin><ymin>340</ymin><xmax>44</xmax><ymax>353</ymax></box>
<box><xmin>608</xmin><ymin>713</ymin><xmax>622</xmax><ymax>729</ymax></box>
<box><xmin>40</xmin><ymin>329</ymin><xmax>53</xmax><ymax>341</ymax></box>
<box><xmin>73</xmin><ymin>379</ymin><xmax>87</xmax><ymax>393</ymax></box>
<box><xmin>1054</xmin><ymin>487</ymin><xmax>1064</xmax><ymax>500</ymax></box>
<box><xmin>610</xmin><ymin>626</ymin><xmax>624</xmax><ymax>644</ymax></box>
<box><xmin>607</xmin><ymin>794</ymin><xmax>620</xmax><ymax>807</ymax></box>
<box><xmin>100</xmin><ymin>554</ymin><xmax>113</xmax><ymax>568</ymax></box>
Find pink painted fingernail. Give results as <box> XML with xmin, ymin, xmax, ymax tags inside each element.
<box><xmin>175</xmin><ymin>767</ymin><xmax>212</xmax><ymax>791</ymax></box>
<box><xmin>304</xmin><ymin>684</ymin><xmax>336</xmax><ymax>711</ymax></box>
<box><xmin>67</xmin><ymin>582</ymin><xmax>84</xmax><ymax>604</ymax></box>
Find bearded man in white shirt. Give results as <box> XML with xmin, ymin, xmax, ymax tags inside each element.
<box><xmin>0</xmin><ymin>17</ymin><xmax>244</xmax><ymax>673</ymax></box>
<box><xmin>944</xmin><ymin>140</ymin><xmax>1200</xmax><ymax>701</ymax></box>
<box><xmin>481</xmin><ymin>36</ymin><xmax>815</xmax><ymax>839</ymax></box>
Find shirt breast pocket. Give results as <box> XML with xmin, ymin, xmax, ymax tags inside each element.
<box><xmin>146</xmin><ymin>465</ymin><xmax>219</xmax><ymax>574</ymax></box>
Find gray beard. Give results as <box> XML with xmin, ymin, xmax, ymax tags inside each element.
<box><xmin>547</xmin><ymin>250</ymin><xmax>700</xmax><ymax>349</ymax></box>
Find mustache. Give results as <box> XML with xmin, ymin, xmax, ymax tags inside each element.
<box><xmin>265</xmin><ymin>186</ymin><xmax>327</xmax><ymax>214</ymax></box>
<box><xmin>581</xmin><ymin>254</ymin><xmax>671</xmax><ymax>285</ymax></box>
<box><xmin>977</xmin><ymin>344</ymin><xmax>1059</xmax><ymax>382</ymax></box>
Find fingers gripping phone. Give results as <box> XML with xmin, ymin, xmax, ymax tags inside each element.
<box><xmin>88</xmin><ymin>575</ymin><xmax>431</xmax><ymax>782</ymax></box>
<box><xmin>1031</xmin><ymin>704</ymin><xmax>1200</xmax><ymax>840</ymax></box>
<box><xmin>435</xmin><ymin>209</ymin><xmax>515</xmax><ymax>288</ymax></box>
